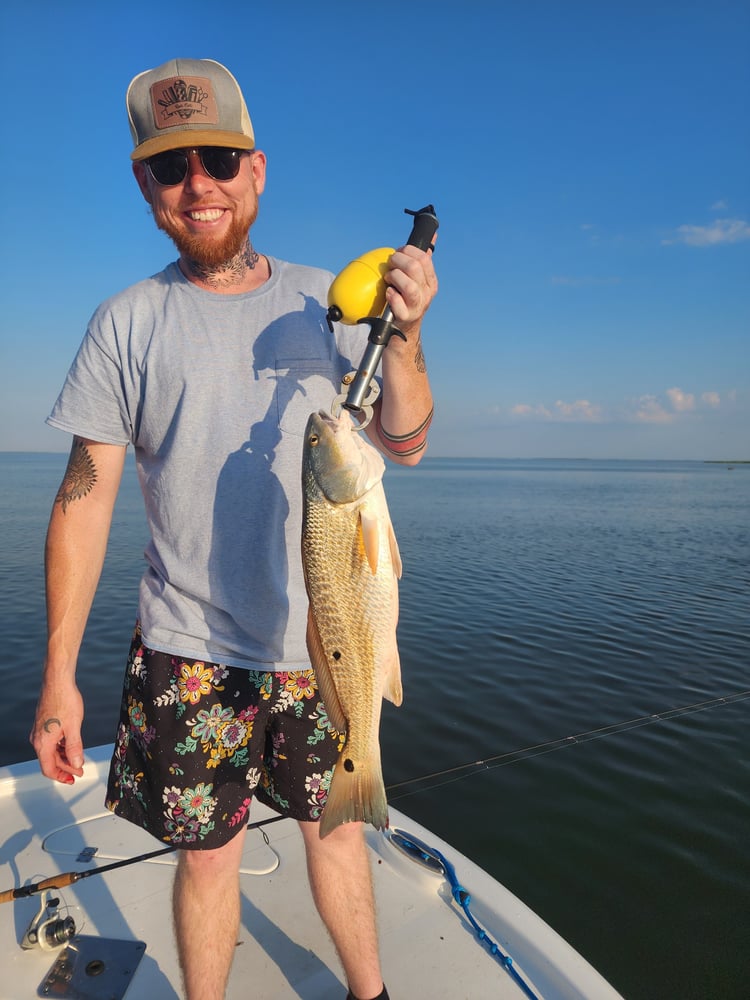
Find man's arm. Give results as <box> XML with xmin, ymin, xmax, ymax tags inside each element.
<box><xmin>365</xmin><ymin>244</ymin><xmax>438</xmax><ymax>466</ymax></box>
<box><xmin>30</xmin><ymin>437</ymin><xmax>127</xmax><ymax>783</ymax></box>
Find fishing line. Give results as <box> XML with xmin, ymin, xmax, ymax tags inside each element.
<box><xmin>386</xmin><ymin>689</ymin><xmax>750</xmax><ymax>802</ymax></box>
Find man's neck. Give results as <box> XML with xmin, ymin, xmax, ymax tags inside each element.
<box><xmin>179</xmin><ymin>243</ymin><xmax>270</xmax><ymax>293</ymax></box>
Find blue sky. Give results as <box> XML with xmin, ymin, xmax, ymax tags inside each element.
<box><xmin>1</xmin><ymin>1</ymin><xmax>747</xmax><ymax>458</ymax></box>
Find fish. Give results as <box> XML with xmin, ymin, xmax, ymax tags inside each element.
<box><xmin>301</xmin><ymin>409</ymin><xmax>403</xmax><ymax>838</ymax></box>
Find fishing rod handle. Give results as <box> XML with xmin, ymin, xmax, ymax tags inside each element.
<box><xmin>0</xmin><ymin>872</ymin><xmax>79</xmax><ymax>904</ymax></box>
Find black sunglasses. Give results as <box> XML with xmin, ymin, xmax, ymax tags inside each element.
<box><xmin>145</xmin><ymin>147</ymin><xmax>249</xmax><ymax>186</ymax></box>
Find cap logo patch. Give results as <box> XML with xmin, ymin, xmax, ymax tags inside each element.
<box><xmin>149</xmin><ymin>75</ymin><xmax>219</xmax><ymax>130</ymax></box>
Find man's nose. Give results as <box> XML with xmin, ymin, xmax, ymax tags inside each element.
<box><xmin>183</xmin><ymin>150</ymin><xmax>215</xmax><ymax>188</ymax></box>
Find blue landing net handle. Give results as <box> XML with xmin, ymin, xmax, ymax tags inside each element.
<box><xmin>391</xmin><ymin>831</ymin><xmax>542</xmax><ymax>1000</ymax></box>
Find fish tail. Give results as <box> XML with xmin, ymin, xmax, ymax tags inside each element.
<box><xmin>319</xmin><ymin>755</ymin><xmax>388</xmax><ymax>839</ymax></box>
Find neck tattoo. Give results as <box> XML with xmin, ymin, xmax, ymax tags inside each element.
<box><xmin>186</xmin><ymin>240</ymin><xmax>262</xmax><ymax>288</ymax></box>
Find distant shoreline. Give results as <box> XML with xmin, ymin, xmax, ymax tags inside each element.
<box><xmin>2</xmin><ymin>452</ymin><xmax>749</xmax><ymax>464</ymax></box>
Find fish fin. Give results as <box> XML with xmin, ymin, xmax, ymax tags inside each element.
<box><xmin>388</xmin><ymin>521</ymin><xmax>402</xmax><ymax>579</ymax></box>
<box><xmin>306</xmin><ymin>608</ymin><xmax>348</xmax><ymax>735</ymax></box>
<box><xmin>359</xmin><ymin>508</ymin><xmax>380</xmax><ymax>574</ymax></box>
<box><xmin>382</xmin><ymin>647</ymin><xmax>403</xmax><ymax>707</ymax></box>
<box><xmin>319</xmin><ymin>753</ymin><xmax>388</xmax><ymax>839</ymax></box>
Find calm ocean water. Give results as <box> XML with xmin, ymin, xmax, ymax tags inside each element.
<box><xmin>1</xmin><ymin>452</ymin><xmax>748</xmax><ymax>999</ymax></box>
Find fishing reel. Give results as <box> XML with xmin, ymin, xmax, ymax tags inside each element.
<box><xmin>327</xmin><ymin>205</ymin><xmax>439</xmax><ymax>419</ymax></box>
<box><xmin>21</xmin><ymin>889</ymin><xmax>76</xmax><ymax>951</ymax></box>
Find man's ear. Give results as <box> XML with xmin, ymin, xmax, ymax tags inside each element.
<box><xmin>132</xmin><ymin>162</ymin><xmax>153</xmax><ymax>205</ymax></box>
<box><xmin>250</xmin><ymin>149</ymin><xmax>267</xmax><ymax>196</ymax></box>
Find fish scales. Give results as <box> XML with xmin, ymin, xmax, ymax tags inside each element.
<box><xmin>301</xmin><ymin>409</ymin><xmax>402</xmax><ymax>838</ymax></box>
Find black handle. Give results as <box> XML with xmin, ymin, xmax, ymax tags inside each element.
<box><xmin>404</xmin><ymin>205</ymin><xmax>439</xmax><ymax>251</ymax></box>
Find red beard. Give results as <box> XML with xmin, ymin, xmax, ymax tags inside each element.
<box><xmin>155</xmin><ymin>203</ymin><xmax>258</xmax><ymax>270</ymax></box>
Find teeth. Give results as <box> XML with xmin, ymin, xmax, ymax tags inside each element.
<box><xmin>189</xmin><ymin>209</ymin><xmax>224</xmax><ymax>222</ymax></box>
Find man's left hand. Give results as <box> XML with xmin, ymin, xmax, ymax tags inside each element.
<box><xmin>384</xmin><ymin>244</ymin><xmax>438</xmax><ymax>338</ymax></box>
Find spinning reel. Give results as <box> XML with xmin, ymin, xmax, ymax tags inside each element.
<box><xmin>21</xmin><ymin>890</ymin><xmax>76</xmax><ymax>951</ymax></box>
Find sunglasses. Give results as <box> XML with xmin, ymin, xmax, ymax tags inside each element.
<box><xmin>145</xmin><ymin>147</ymin><xmax>249</xmax><ymax>186</ymax></box>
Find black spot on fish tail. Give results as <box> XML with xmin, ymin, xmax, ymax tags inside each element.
<box><xmin>332</xmin><ymin>651</ymin><xmax>341</xmax><ymax>661</ymax></box>
<box><xmin>344</xmin><ymin>759</ymin><xmax>355</xmax><ymax>772</ymax></box>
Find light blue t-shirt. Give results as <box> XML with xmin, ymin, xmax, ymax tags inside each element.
<box><xmin>48</xmin><ymin>257</ymin><xmax>366</xmax><ymax>670</ymax></box>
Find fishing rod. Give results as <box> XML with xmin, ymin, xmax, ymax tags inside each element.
<box><xmin>0</xmin><ymin>813</ymin><xmax>286</xmax><ymax>905</ymax></box>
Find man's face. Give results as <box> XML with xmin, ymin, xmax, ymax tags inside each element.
<box><xmin>133</xmin><ymin>148</ymin><xmax>266</xmax><ymax>268</ymax></box>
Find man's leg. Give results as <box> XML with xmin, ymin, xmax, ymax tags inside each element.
<box><xmin>299</xmin><ymin>820</ymin><xmax>385</xmax><ymax>1000</ymax></box>
<box><xmin>172</xmin><ymin>826</ymin><xmax>247</xmax><ymax>1000</ymax></box>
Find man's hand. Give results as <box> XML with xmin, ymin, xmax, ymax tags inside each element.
<box><xmin>384</xmin><ymin>244</ymin><xmax>438</xmax><ymax>340</ymax></box>
<box><xmin>30</xmin><ymin>681</ymin><xmax>85</xmax><ymax>784</ymax></box>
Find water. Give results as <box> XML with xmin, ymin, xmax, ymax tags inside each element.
<box><xmin>1</xmin><ymin>452</ymin><xmax>748</xmax><ymax>999</ymax></box>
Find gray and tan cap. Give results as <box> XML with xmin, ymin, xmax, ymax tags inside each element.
<box><xmin>127</xmin><ymin>58</ymin><xmax>255</xmax><ymax>161</ymax></box>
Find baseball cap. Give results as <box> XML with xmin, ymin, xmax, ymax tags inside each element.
<box><xmin>127</xmin><ymin>58</ymin><xmax>255</xmax><ymax>161</ymax></box>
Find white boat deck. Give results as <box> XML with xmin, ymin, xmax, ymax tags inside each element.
<box><xmin>0</xmin><ymin>746</ymin><xmax>623</xmax><ymax>999</ymax></box>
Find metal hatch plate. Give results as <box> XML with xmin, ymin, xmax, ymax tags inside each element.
<box><xmin>37</xmin><ymin>935</ymin><xmax>146</xmax><ymax>999</ymax></box>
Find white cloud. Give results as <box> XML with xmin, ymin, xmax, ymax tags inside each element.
<box><xmin>632</xmin><ymin>395</ymin><xmax>674</xmax><ymax>424</ymax></box>
<box><xmin>510</xmin><ymin>403</ymin><xmax>552</xmax><ymax>419</ymax></box>
<box><xmin>663</xmin><ymin>218</ymin><xmax>750</xmax><ymax>246</ymax></box>
<box><xmin>711</xmin><ymin>200</ymin><xmax>728</xmax><ymax>211</ymax></box>
<box><xmin>666</xmin><ymin>387</ymin><xmax>695</xmax><ymax>412</ymax></box>
<box><xmin>554</xmin><ymin>399</ymin><xmax>603</xmax><ymax>421</ymax></box>
<box><xmin>510</xmin><ymin>387</ymin><xmax>734</xmax><ymax>427</ymax></box>
<box><xmin>511</xmin><ymin>399</ymin><xmax>602</xmax><ymax>422</ymax></box>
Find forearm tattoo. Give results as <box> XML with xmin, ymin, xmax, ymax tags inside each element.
<box><xmin>414</xmin><ymin>338</ymin><xmax>427</xmax><ymax>374</ymax></box>
<box><xmin>55</xmin><ymin>437</ymin><xmax>97</xmax><ymax>513</ymax></box>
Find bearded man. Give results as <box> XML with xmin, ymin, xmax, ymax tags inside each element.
<box><xmin>30</xmin><ymin>58</ymin><xmax>436</xmax><ymax>1000</ymax></box>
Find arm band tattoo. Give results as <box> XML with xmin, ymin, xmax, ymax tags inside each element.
<box><xmin>55</xmin><ymin>438</ymin><xmax>98</xmax><ymax>513</ymax></box>
<box><xmin>375</xmin><ymin>407</ymin><xmax>434</xmax><ymax>458</ymax></box>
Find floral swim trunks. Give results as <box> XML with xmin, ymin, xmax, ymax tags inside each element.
<box><xmin>105</xmin><ymin>624</ymin><xmax>343</xmax><ymax>849</ymax></box>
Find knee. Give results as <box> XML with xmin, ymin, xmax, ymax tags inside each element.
<box><xmin>325</xmin><ymin>821</ymin><xmax>366</xmax><ymax>847</ymax></box>
<box><xmin>176</xmin><ymin>832</ymin><xmax>245</xmax><ymax>880</ymax></box>
<box><xmin>300</xmin><ymin>819</ymin><xmax>366</xmax><ymax>856</ymax></box>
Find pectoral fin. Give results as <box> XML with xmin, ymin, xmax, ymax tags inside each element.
<box><xmin>388</xmin><ymin>521</ymin><xmax>402</xmax><ymax>579</ymax></box>
<box><xmin>360</xmin><ymin>508</ymin><xmax>380</xmax><ymax>574</ymax></box>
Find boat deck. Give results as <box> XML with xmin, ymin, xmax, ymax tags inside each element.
<box><xmin>0</xmin><ymin>746</ymin><xmax>623</xmax><ymax>999</ymax></box>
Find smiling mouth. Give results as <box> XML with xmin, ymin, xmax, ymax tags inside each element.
<box><xmin>188</xmin><ymin>209</ymin><xmax>225</xmax><ymax>222</ymax></box>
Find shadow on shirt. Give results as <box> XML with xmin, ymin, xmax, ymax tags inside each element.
<box><xmin>206</xmin><ymin>296</ymin><xmax>339</xmax><ymax>665</ymax></box>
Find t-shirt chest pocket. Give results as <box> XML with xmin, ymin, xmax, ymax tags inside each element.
<box><xmin>274</xmin><ymin>359</ymin><xmax>340</xmax><ymax>436</ymax></box>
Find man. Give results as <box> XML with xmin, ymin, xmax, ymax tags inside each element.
<box><xmin>29</xmin><ymin>58</ymin><xmax>436</xmax><ymax>1000</ymax></box>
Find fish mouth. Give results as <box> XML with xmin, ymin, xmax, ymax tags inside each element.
<box><xmin>315</xmin><ymin>409</ymin><xmax>348</xmax><ymax>430</ymax></box>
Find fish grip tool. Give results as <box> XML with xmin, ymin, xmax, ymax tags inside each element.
<box><xmin>328</xmin><ymin>205</ymin><xmax>439</xmax><ymax>424</ymax></box>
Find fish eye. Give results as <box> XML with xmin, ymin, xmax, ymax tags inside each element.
<box><xmin>309</xmin><ymin>433</ymin><xmax>319</xmax><ymax>446</ymax></box>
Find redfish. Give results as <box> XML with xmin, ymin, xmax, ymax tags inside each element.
<box><xmin>301</xmin><ymin>410</ymin><xmax>402</xmax><ymax>838</ymax></box>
